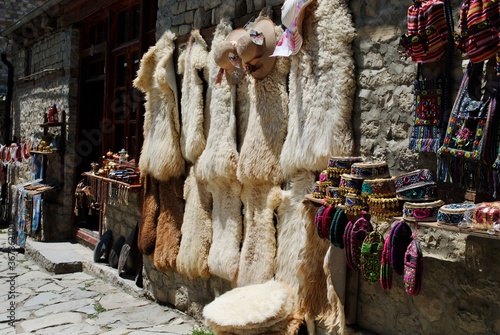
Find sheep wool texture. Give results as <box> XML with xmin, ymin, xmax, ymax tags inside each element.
<box><xmin>323</xmin><ymin>246</ymin><xmax>346</xmax><ymax>334</ymax></box>
<box><xmin>279</xmin><ymin>0</ymin><xmax>357</xmax><ymax>178</ymax></box>
<box><xmin>153</xmin><ymin>177</ymin><xmax>185</xmax><ymax>273</ymax></box>
<box><xmin>133</xmin><ymin>30</ymin><xmax>185</xmax><ymax>181</ymax></box>
<box><xmin>196</xmin><ymin>19</ymin><xmax>242</xmax><ymax>283</ymax></box>
<box><xmin>138</xmin><ymin>175</ymin><xmax>159</xmax><ymax>255</ymax></box>
<box><xmin>235</xmin><ymin>27</ymin><xmax>290</xmax><ymax>286</ymax></box>
<box><xmin>176</xmin><ymin>166</ymin><xmax>213</xmax><ymax>279</ymax></box>
<box><xmin>178</xmin><ymin>30</ymin><xmax>209</xmax><ymax>164</ymax></box>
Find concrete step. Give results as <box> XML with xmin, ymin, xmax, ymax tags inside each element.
<box><xmin>25</xmin><ymin>240</ymin><xmax>92</xmax><ymax>274</ymax></box>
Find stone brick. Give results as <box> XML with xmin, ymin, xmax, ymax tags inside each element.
<box><xmin>193</xmin><ymin>7</ymin><xmax>211</xmax><ymax>30</ymax></box>
<box><xmin>178</xmin><ymin>24</ymin><xmax>192</xmax><ymax>36</ymax></box>
<box><xmin>204</xmin><ymin>0</ymin><xmax>222</xmax><ymax>11</ymax></box>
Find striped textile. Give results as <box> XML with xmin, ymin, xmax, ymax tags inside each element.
<box><xmin>457</xmin><ymin>0</ymin><xmax>500</xmax><ymax>63</ymax></box>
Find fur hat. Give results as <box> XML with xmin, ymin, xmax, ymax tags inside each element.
<box><xmin>236</xmin><ymin>17</ymin><xmax>277</xmax><ymax>80</ymax></box>
<box><xmin>214</xmin><ymin>28</ymin><xmax>247</xmax><ymax>85</ymax></box>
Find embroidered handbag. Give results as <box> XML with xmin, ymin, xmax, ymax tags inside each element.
<box><xmin>390</xmin><ymin>220</ymin><xmax>413</xmax><ymax>275</ymax></box>
<box><xmin>438</xmin><ymin>59</ymin><xmax>500</xmax><ymax>193</ymax></box>
<box><xmin>455</xmin><ymin>0</ymin><xmax>500</xmax><ymax>63</ymax></box>
<box><xmin>399</xmin><ymin>0</ymin><xmax>451</xmax><ymax>63</ymax></box>
<box><xmin>404</xmin><ymin>239</ymin><xmax>424</xmax><ymax>295</ymax></box>
<box><xmin>347</xmin><ymin>213</ymin><xmax>373</xmax><ymax>271</ymax></box>
<box><xmin>360</xmin><ymin>230</ymin><xmax>384</xmax><ymax>284</ymax></box>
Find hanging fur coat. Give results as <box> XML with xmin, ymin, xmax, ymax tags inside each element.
<box><xmin>178</xmin><ymin>30</ymin><xmax>209</xmax><ymax>164</ymax></box>
<box><xmin>196</xmin><ymin>19</ymin><xmax>242</xmax><ymax>284</ymax></box>
<box><xmin>235</xmin><ymin>23</ymin><xmax>290</xmax><ymax>287</ymax></box>
<box><xmin>279</xmin><ymin>0</ymin><xmax>357</xmax><ymax>178</ymax></box>
<box><xmin>276</xmin><ymin>0</ymin><xmax>356</xmax><ymax>333</ymax></box>
<box><xmin>134</xmin><ymin>31</ymin><xmax>186</xmax><ymax>273</ymax></box>
<box><xmin>133</xmin><ymin>30</ymin><xmax>184</xmax><ymax>181</ymax></box>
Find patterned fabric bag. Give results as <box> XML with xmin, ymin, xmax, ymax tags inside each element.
<box><xmin>380</xmin><ymin>234</ymin><xmax>393</xmax><ymax>290</ymax></box>
<box><xmin>399</xmin><ymin>0</ymin><xmax>450</xmax><ymax>63</ymax></box>
<box><xmin>360</xmin><ymin>230</ymin><xmax>384</xmax><ymax>284</ymax></box>
<box><xmin>404</xmin><ymin>238</ymin><xmax>424</xmax><ymax>295</ymax></box>
<box><xmin>409</xmin><ymin>66</ymin><xmax>446</xmax><ymax>152</ymax></box>
<box><xmin>343</xmin><ymin>220</ymin><xmax>355</xmax><ymax>270</ymax></box>
<box><xmin>455</xmin><ymin>0</ymin><xmax>500</xmax><ymax>63</ymax></box>
<box><xmin>390</xmin><ymin>220</ymin><xmax>413</xmax><ymax>275</ymax></box>
<box><xmin>346</xmin><ymin>213</ymin><xmax>373</xmax><ymax>271</ymax></box>
<box><xmin>438</xmin><ymin>59</ymin><xmax>500</xmax><ymax>194</ymax></box>
<box><xmin>330</xmin><ymin>208</ymin><xmax>349</xmax><ymax>249</ymax></box>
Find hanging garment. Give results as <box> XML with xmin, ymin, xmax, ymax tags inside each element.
<box><xmin>178</xmin><ymin>30</ymin><xmax>209</xmax><ymax>164</ymax></box>
<box><xmin>196</xmin><ymin>19</ymin><xmax>243</xmax><ymax>283</ymax></box>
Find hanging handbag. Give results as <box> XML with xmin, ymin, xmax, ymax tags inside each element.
<box><xmin>399</xmin><ymin>0</ymin><xmax>450</xmax><ymax>63</ymax></box>
<box><xmin>455</xmin><ymin>0</ymin><xmax>500</xmax><ymax>63</ymax></box>
<box><xmin>404</xmin><ymin>238</ymin><xmax>424</xmax><ymax>295</ymax></box>
<box><xmin>438</xmin><ymin>58</ymin><xmax>500</xmax><ymax>193</ymax></box>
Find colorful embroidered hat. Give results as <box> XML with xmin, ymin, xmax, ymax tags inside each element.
<box><xmin>312</xmin><ymin>181</ymin><xmax>326</xmax><ymax>199</ymax></box>
<box><xmin>472</xmin><ymin>202</ymin><xmax>500</xmax><ymax>231</ymax></box>
<box><xmin>236</xmin><ymin>17</ymin><xmax>277</xmax><ymax>79</ymax></box>
<box><xmin>324</xmin><ymin>186</ymin><xmax>344</xmax><ymax>207</ymax></box>
<box><xmin>403</xmin><ymin>200</ymin><xmax>445</xmax><ymax>222</ymax></box>
<box><xmin>319</xmin><ymin>206</ymin><xmax>336</xmax><ymax>239</ymax></box>
<box><xmin>362</xmin><ymin>177</ymin><xmax>397</xmax><ymax>199</ymax></box>
<box><xmin>394</xmin><ymin>169</ymin><xmax>435</xmax><ymax>194</ymax></box>
<box><xmin>350</xmin><ymin>161</ymin><xmax>390</xmax><ymax>179</ymax></box>
<box><xmin>214</xmin><ymin>28</ymin><xmax>247</xmax><ymax>85</ymax></box>
<box><xmin>437</xmin><ymin>203</ymin><xmax>475</xmax><ymax>226</ymax></box>
<box><xmin>273</xmin><ymin>0</ymin><xmax>314</xmax><ymax>56</ymax></box>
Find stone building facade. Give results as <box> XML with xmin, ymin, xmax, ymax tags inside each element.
<box><xmin>2</xmin><ymin>0</ymin><xmax>500</xmax><ymax>334</ymax></box>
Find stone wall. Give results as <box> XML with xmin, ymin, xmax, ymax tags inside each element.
<box><xmin>10</xmin><ymin>27</ymin><xmax>79</xmax><ymax>241</ymax></box>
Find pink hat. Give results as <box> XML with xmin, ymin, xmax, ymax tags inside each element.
<box><xmin>272</xmin><ymin>0</ymin><xmax>314</xmax><ymax>57</ymax></box>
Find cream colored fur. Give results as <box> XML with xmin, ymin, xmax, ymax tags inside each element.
<box><xmin>153</xmin><ymin>177</ymin><xmax>185</xmax><ymax>273</ymax></box>
<box><xmin>176</xmin><ymin>166</ymin><xmax>213</xmax><ymax>279</ymax></box>
<box><xmin>178</xmin><ymin>30</ymin><xmax>209</xmax><ymax>164</ymax></box>
<box><xmin>236</xmin><ymin>184</ymin><xmax>281</xmax><ymax>287</ymax></box>
<box><xmin>236</xmin><ymin>27</ymin><xmax>289</xmax><ymax>185</ymax></box>
<box><xmin>279</xmin><ymin>0</ymin><xmax>357</xmax><ymax>178</ymax></box>
<box><xmin>196</xmin><ymin>19</ymin><xmax>239</xmax><ymax>182</ymax></box>
<box><xmin>324</xmin><ymin>246</ymin><xmax>346</xmax><ymax>334</ymax></box>
<box><xmin>206</xmin><ymin>182</ymin><xmax>242</xmax><ymax>284</ymax></box>
<box><xmin>133</xmin><ymin>31</ymin><xmax>185</xmax><ymax>181</ymax></box>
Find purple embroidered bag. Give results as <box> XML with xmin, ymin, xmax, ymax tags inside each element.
<box><xmin>349</xmin><ymin>213</ymin><xmax>373</xmax><ymax>271</ymax></box>
<box><xmin>404</xmin><ymin>239</ymin><xmax>424</xmax><ymax>295</ymax></box>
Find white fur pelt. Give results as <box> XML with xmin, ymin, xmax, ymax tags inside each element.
<box><xmin>236</xmin><ymin>183</ymin><xmax>281</xmax><ymax>287</ymax></box>
<box><xmin>323</xmin><ymin>246</ymin><xmax>346</xmax><ymax>335</ymax></box>
<box><xmin>178</xmin><ymin>30</ymin><xmax>209</xmax><ymax>164</ymax></box>
<box><xmin>275</xmin><ymin>171</ymin><xmax>312</xmax><ymax>290</ymax></box>
<box><xmin>176</xmin><ymin>166</ymin><xmax>213</xmax><ymax>279</ymax></box>
<box><xmin>207</xmin><ymin>182</ymin><xmax>242</xmax><ymax>284</ymax></box>
<box><xmin>133</xmin><ymin>31</ymin><xmax>185</xmax><ymax>181</ymax></box>
<box><xmin>235</xmin><ymin>24</ymin><xmax>289</xmax><ymax>287</ymax></box>
<box><xmin>196</xmin><ymin>19</ymin><xmax>239</xmax><ymax>182</ymax></box>
<box><xmin>196</xmin><ymin>19</ymin><xmax>243</xmax><ymax>284</ymax></box>
<box><xmin>236</xmin><ymin>26</ymin><xmax>289</xmax><ymax>185</ymax></box>
<box><xmin>279</xmin><ymin>0</ymin><xmax>357</xmax><ymax>178</ymax></box>
<box><xmin>203</xmin><ymin>280</ymin><xmax>302</xmax><ymax>335</ymax></box>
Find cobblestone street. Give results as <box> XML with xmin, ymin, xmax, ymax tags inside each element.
<box><xmin>0</xmin><ymin>228</ymin><xmax>204</xmax><ymax>335</ymax></box>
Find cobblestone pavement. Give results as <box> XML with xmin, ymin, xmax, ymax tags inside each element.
<box><xmin>0</xmin><ymin>228</ymin><xmax>206</xmax><ymax>335</ymax></box>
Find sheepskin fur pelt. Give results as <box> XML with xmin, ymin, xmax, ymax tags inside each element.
<box><xmin>196</xmin><ymin>19</ymin><xmax>239</xmax><ymax>182</ymax></box>
<box><xmin>236</xmin><ymin>26</ymin><xmax>289</xmax><ymax>186</ymax></box>
<box><xmin>138</xmin><ymin>175</ymin><xmax>159</xmax><ymax>255</ymax></box>
<box><xmin>178</xmin><ymin>30</ymin><xmax>209</xmax><ymax>164</ymax></box>
<box><xmin>133</xmin><ymin>30</ymin><xmax>185</xmax><ymax>181</ymax></box>
<box><xmin>207</xmin><ymin>182</ymin><xmax>242</xmax><ymax>284</ymax></box>
<box><xmin>153</xmin><ymin>177</ymin><xmax>185</xmax><ymax>273</ymax></box>
<box><xmin>203</xmin><ymin>280</ymin><xmax>302</xmax><ymax>335</ymax></box>
<box><xmin>235</xmin><ymin>22</ymin><xmax>289</xmax><ymax>288</ymax></box>
<box><xmin>236</xmin><ymin>183</ymin><xmax>281</xmax><ymax>287</ymax></box>
<box><xmin>176</xmin><ymin>166</ymin><xmax>213</xmax><ymax>279</ymax></box>
<box><xmin>324</xmin><ymin>246</ymin><xmax>346</xmax><ymax>335</ymax></box>
<box><xmin>196</xmin><ymin>19</ymin><xmax>243</xmax><ymax>284</ymax></box>
<box><xmin>279</xmin><ymin>0</ymin><xmax>357</xmax><ymax>178</ymax></box>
